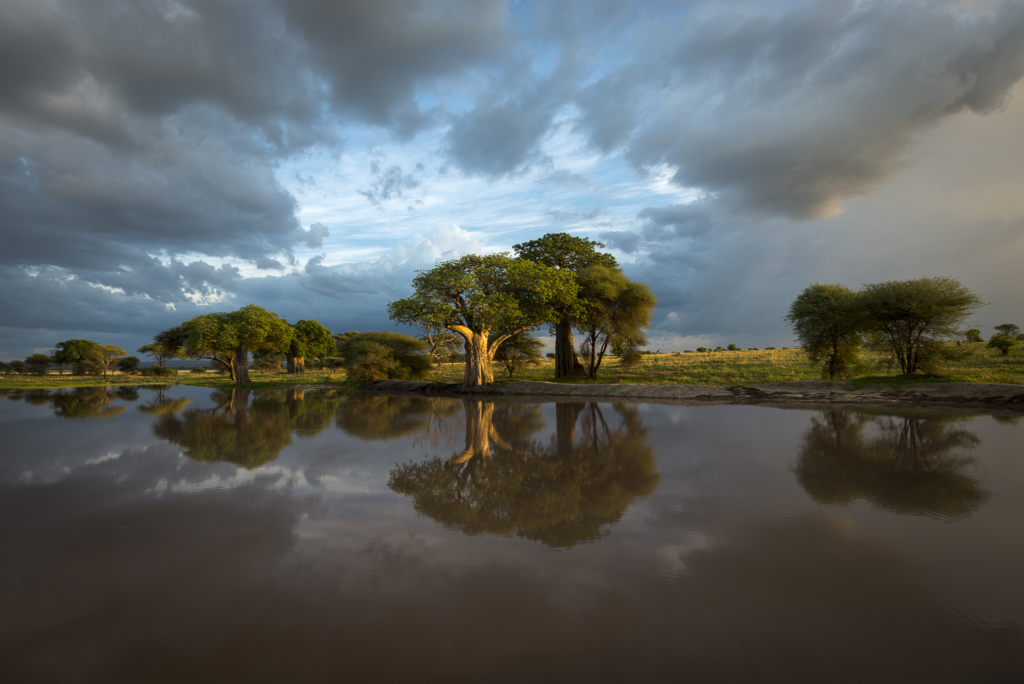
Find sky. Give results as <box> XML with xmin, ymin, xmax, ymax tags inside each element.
<box><xmin>2</xmin><ymin>0</ymin><xmax>1024</xmax><ymax>361</ymax></box>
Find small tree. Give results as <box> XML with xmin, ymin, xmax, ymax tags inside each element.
<box><xmin>987</xmin><ymin>334</ymin><xmax>1017</xmax><ymax>356</ymax></box>
<box><xmin>491</xmin><ymin>332</ymin><xmax>544</xmax><ymax>378</ymax></box>
<box><xmin>337</xmin><ymin>331</ymin><xmax>431</xmax><ymax>383</ymax></box>
<box><xmin>964</xmin><ymin>329</ymin><xmax>983</xmax><ymax>343</ymax></box>
<box><xmin>8</xmin><ymin>360</ymin><xmax>27</xmax><ymax>374</ymax></box>
<box><xmin>88</xmin><ymin>345</ymin><xmax>127</xmax><ymax>377</ymax></box>
<box><xmin>785</xmin><ymin>283</ymin><xmax>866</xmax><ymax>379</ymax></box>
<box><xmin>52</xmin><ymin>339</ymin><xmax>97</xmax><ymax>375</ymax></box>
<box><xmin>139</xmin><ymin>327</ymin><xmax>188</xmax><ymax>370</ymax></box>
<box><xmin>860</xmin><ymin>277</ymin><xmax>984</xmax><ymax>375</ymax></box>
<box><xmin>574</xmin><ymin>266</ymin><xmax>656</xmax><ymax>380</ymax></box>
<box><xmin>25</xmin><ymin>353</ymin><xmax>53</xmax><ymax>375</ymax></box>
<box><xmin>419</xmin><ymin>325</ymin><xmax>462</xmax><ymax>367</ymax></box>
<box><xmin>116</xmin><ymin>356</ymin><xmax>141</xmax><ymax>375</ymax></box>
<box><xmin>388</xmin><ymin>254</ymin><xmax>580</xmax><ymax>387</ymax></box>
<box><xmin>994</xmin><ymin>324</ymin><xmax>1021</xmax><ymax>339</ymax></box>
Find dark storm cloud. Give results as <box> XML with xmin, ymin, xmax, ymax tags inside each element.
<box><xmin>576</xmin><ymin>0</ymin><xmax>1024</xmax><ymax>219</ymax></box>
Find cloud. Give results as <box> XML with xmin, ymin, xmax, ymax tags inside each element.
<box><xmin>358</xmin><ymin>164</ymin><xmax>421</xmax><ymax>207</ymax></box>
<box><xmin>575</xmin><ymin>0</ymin><xmax>1024</xmax><ymax>219</ymax></box>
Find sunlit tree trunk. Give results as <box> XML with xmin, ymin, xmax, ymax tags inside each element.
<box><xmin>462</xmin><ymin>333</ymin><xmax>494</xmax><ymax>387</ymax></box>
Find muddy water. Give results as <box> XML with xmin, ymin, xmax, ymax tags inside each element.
<box><xmin>1</xmin><ymin>386</ymin><xmax>1022</xmax><ymax>683</ymax></box>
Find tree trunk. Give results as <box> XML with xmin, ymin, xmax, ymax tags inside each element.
<box><xmin>296</xmin><ymin>357</ymin><xmax>305</xmax><ymax>374</ymax></box>
<box><xmin>554</xmin><ymin>317</ymin><xmax>586</xmax><ymax>378</ymax></box>
<box><xmin>286</xmin><ymin>352</ymin><xmax>296</xmax><ymax>374</ymax></box>
<box><xmin>235</xmin><ymin>346</ymin><xmax>250</xmax><ymax>384</ymax></box>
<box><xmin>462</xmin><ymin>333</ymin><xmax>494</xmax><ymax>388</ymax></box>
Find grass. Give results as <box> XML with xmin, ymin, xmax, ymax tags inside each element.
<box><xmin>1</xmin><ymin>343</ymin><xmax>1022</xmax><ymax>392</ymax></box>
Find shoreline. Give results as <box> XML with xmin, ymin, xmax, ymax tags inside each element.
<box><xmin>364</xmin><ymin>378</ymin><xmax>1024</xmax><ymax>412</ymax></box>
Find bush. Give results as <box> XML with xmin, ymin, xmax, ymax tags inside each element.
<box><xmin>252</xmin><ymin>355</ymin><xmax>282</xmax><ymax>372</ymax></box>
<box><xmin>727</xmin><ymin>344</ymin><xmax>738</xmax><ymax>351</ymax></box>
<box><xmin>142</xmin><ymin>365</ymin><xmax>177</xmax><ymax>377</ymax></box>
<box><xmin>696</xmin><ymin>347</ymin><xmax>707</xmax><ymax>353</ymax></box>
<box><xmin>964</xmin><ymin>329</ymin><xmax>983</xmax><ymax>343</ymax></box>
<box><xmin>190</xmin><ymin>367</ymin><xmax>206</xmax><ymax>374</ymax></box>
<box><xmin>987</xmin><ymin>335</ymin><xmax>1017</xmax><ymax>356</ymax></box>
<box><xmin>337</xmin><ymin>331</ymin><xmax>431</xmax><ymax>384</ymax></box>
<box><xmin>116</xmin><ymin>356</ymin><xmax>141</xmax><ymax>375</ymax></box>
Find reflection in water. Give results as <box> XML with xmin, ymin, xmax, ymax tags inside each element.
<box><xmin>795</xmin><ymin>411</ymin><xmax>989</xmax><ymax>517</ymax></box>
<box><xmin>153</xmin><ymin>389</ymin><xmax>347</xmax><ymax>469</ymax></box>
<box><xmin>387</xmin><ymin>399</ymin><xmax>659</xmax><ymax>547</ymax></box>
<box><xmin>137</xmin><ymin>384</ymin><xmax>192</xmax><ymax>416</ymax></box>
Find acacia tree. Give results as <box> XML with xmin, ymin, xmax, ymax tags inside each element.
<box><xmin>785</xmin><ymin>283</ymin><xmax>866</xmax><ymax>379</ymax></box>
<box><xmin>861</xmin><ymin>277</ymin><xmax>984</xmax><ymax>375</ymax></box>
<box><xmin>182</xmin><ymin>305</ymin><xmax>292</xmax><ymax>384</ymax></box>
<box><xmin>513</xmin><ymin>233</ymin><xmax>617</xmax><ymax>378</ymax></box>
<box><xmin>994</xmin><ymin>323</ymin><xmax>1021</xmax><ymax>339</ymax></box>
<box><xmin>89</xmin><ymin>345</ymin><xmax>127</xmax><ymax>377</ymax></box>
<box><xmin>574</xmin><ymin>266</ymin><xmax>657</xmax><ymax>380</ymax></box>
<box><xmin>286</xmin><ymin>319</ymin><xmax>334</xmax><ymax>374</ymax></box>
<box><xmin>388</xmin><ymin>254</ymin><xmax>580</xmax><ymax>387</ymax></box>
<box><xmin>52</xmin><ymin>339</ymin><xmax>96</xmax><ymax>375</ymax></box>
<box><xmin>139</xmin><ymin>326</ymin><xmax>188</xmax><ymax>371</ymax></box>
<box><xmin>491</xmin><ymin>331</ymin><xmax>545</xmax><ymax>378</ymax></box>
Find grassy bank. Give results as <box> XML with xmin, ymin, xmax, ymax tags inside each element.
<box><xmin>2</xmin><ymin>343</ymin><xmax>1022</xmax><ymax>392</ymax></box>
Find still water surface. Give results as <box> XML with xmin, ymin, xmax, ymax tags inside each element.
<box><xmin>1</xmin><ymin>385</ymin><xmax>1022</xmax><ymax>682</ymax></box>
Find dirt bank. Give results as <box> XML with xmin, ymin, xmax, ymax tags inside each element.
<box><xmin>365</xmin><ymin>378</ymin><xmax>1024</xmax><ymax>412</ymax></box>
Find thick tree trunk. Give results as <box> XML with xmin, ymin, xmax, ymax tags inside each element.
<box><xmin>462</xmin><ymin>333</ymin><xmax>494</xmax><ymax>388</ymax></box>
<box><xmin>234</xmin><ymin>346</ymin><xmax>250</xmax><ymax>384</ymax></box>
<box><xmin>296</xmin><ymin>357</ymin><xmax>305</xmax><ymax>374</ymax></box>
<box><xmin>286</xmin><ymin>352</ymin><xmax>296</xmax><ymax>374</ymax></box>
<box><xmin>554</xmin><ymin>317</ymin><xmax>586</xmax><ymax>378</ymax></box>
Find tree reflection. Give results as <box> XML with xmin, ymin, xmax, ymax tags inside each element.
<box><xmin>49</xmin><ymin>387</ymin><xmax>127</xmax><ymax>420</ymax></box>
<box><xmin>795</xmin><ymin>410</ymin><xmax>989</xmax><ymax>517</ymax></box>
<box><xmin>153</xmin><ymin>389</ymin><xmax>347</xmax><ymax>469</ymax></box>
<box><xmin>388</xmin><ymin>399</ymin><xmax>659</xmax><ymax>547</ymax></box>
<box><xmin>137</xmin><ymin>385</ymin><xmax>192</xmax><ymax>416</ymax></box>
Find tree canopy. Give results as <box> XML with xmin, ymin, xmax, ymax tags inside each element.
<box><xmin>491</xmin><ymin>331</ymin><xmax>544</xmax><ymax>378</ymax></box>
<box><xmin>575</xmin><ymin>265</ymin><xmax>657</xmax><ymax>380</ymax></box>
<box><xmin>286</xmin><ymin>319</ymin><xmax>334</xmax><ymax>374</ymax></box>
<box><xmin>336</xmin><ymin>331</ymin><xmax>431</xmax><ymax>383</ymax></box>
<box><xmin>388</xmin><ymin>253</ymin><xmax>580</xmax><ymax>387</ymax></box>
<box><xmin>785</xmin><ymin>283</ymin><xmax>865</xmax><ymax>379</ymax></box>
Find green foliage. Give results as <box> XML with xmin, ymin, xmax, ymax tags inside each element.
<box><xmin>337</xmin><ymin>331</ymin><xmax>431</xmax><ymax>384</ymax></box>
<box><xmin>512</xmin><ymin>232</ymin><xmax>618</xmax><ymax>270</ymax></box>
<box><xmin>252</xmin><ymin>354</ymin><xmax>283</xmax><ymax>371</ymax></box>
<box><xmin>574</xmin><ymin>265</ymin><xmax>656</xmax><ymax>379</ymax></box>
<box><xmin>964</xmin><ymin>328</ymin><xmax>983</xmax><ymax>343</ymax></box>
<box><xmin>189</xmin><ymin>366</ymin><xmax>206</xmax><ymax>374</ymax></box>
<box><xmin>52</xmin><ymin>339</ymin><xmax>96</xmax><ymax>373</ymax></box>
<box><xmin>861</xmin><ymin>277</ymin><xmax>984</xmax><ymax>375</ymax></box>
<box><xmin>138</xmin><ymin>328</ymin><xmax>187</xmax><ymax>369</ymax></box>
<box><xmin>987</xmin><ymin>334</ymin><xmax>1017</xmax><ymax>356</ymax></box>
<box><xmin>727</xmin><ymin>343</ymin><xmax>738</xmax><ymax>351</ymax></box>
<box><xmin>388</xmin><ymin>253</ymin><xmax>580</xmax><ymax>387</ymax></box>
<box><xmin>116</xmin><ymin>356</ymin><xmax>141</xmax><ymax>375</ymax></box>
<box><xmin>87</xmin><ymin>345</ymin><xmax>127</xmax><ymax>377</ymax></box>
<box><xmin>290</xmin><ymin>319</ymin><xmax>335</xmax><ymax>358</ymax></box>
<box><xmin>491</xmin><ymin>331</ymin><xmax>544</xmax><ymax>378</ymax></box>
<box><xmin>994</xmin><ymin>323</ymin><xmax>1021</xmax><ymax>339</ymax></box>
<box><xmin>785</xmin><ymin>283</ymin><xmax>866</xmax><ymax>379</ymax></box>
<box><xmin>25</xmin><ymin>353</ymin><xmax>52</xmax><ymax>374</ymax></box>
<box><xmin>181</xmin><ymin>305</ymin><xmax>292</xmax><ymax>383</ymax></box>
<box><xmin>8</xmin><ymin>359</ymin><xmax>27</xmax><ymax>374</ymax></box>
<box><xmin>142</xmin><ymin>365</ymin><xmax>177</xmax><ymax>377</ymax></box>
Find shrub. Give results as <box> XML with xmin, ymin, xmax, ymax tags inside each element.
<box><xmin>727</xmin><ymin>344</ymin><xmax>738</xmax><ymax>351</ymax></box>
<box><xmin>964</xmin><ymin>328</ymin><xmax>983</xmax><ymax>343</ymax></box>
<box><xmin>190</xmin><ymin>367</ymin><xmax>206</xmax><ymax>374</ymax></box>
<box><xmin>337</xmin><ymin>331</ymin><xmax>431</xmax><ymax>384</ymax></box>
<box><xmin>987</xmin><ymin>335</ymin><xmax>1017</xmax><ymax>356</ymax></box>
<box><xmin>142</xmin><ymin>365</ymin><xmax>177</xmax><ymax>377</ymax></box>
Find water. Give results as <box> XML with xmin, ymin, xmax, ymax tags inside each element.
<box><xmin>1</xmin><ymin>385</ymin><xmax>1022</xmax><ymax>682</ymax></box>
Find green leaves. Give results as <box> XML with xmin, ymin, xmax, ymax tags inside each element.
<box><xmin>388</xmin><ymin>253</ymin><xmax>580</xmax><ymax>339</ymax></box>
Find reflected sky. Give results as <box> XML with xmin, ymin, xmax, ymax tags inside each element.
<box><xmin>1</xmin><ymin>386</ymin><xmax>1022</xmax><ymax>682</ymax></box>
